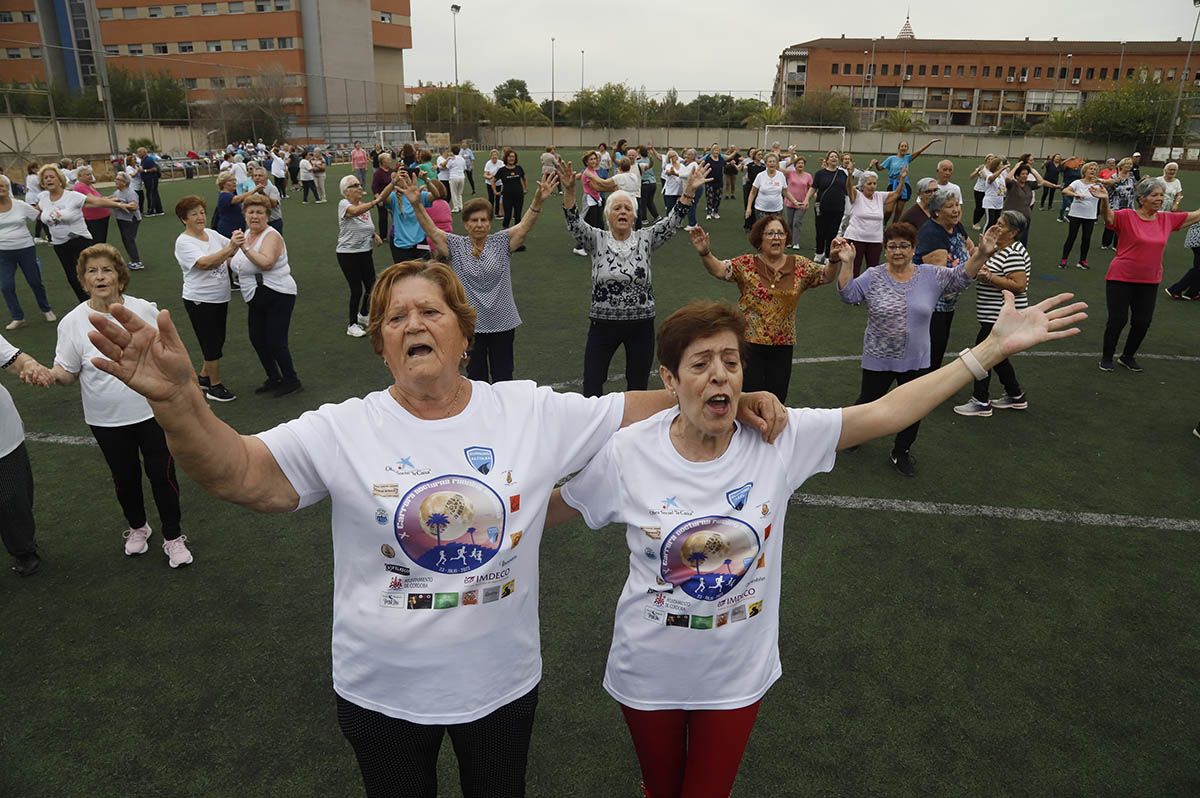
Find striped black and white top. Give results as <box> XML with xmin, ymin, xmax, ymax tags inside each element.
<box><xmin>976</xmin><ymin>241</ymin><xmax>1030</xmax><ymax>323</ymax></box>
<box><xmin>445</xmin><ymin>230</ymin><xmax>520</xmax><ymax>334</ymax></box>
<box><xmin>563</xmin><ymin>200</ymin><xmax>688</xmax><ymax>321</ymax></box>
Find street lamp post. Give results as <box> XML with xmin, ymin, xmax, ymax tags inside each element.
<box><xmin>1165</xmin><ymin>1</ymin><xmax>1200</xmax><ymax>157</ymax></box>
<box><xmin>551</xmin><ymin>37</ymin><xmax>556</xmax><ymax>145</ymax></box>
<box><xmin>450</xmin><ymin>4</ymin><xmax>461</xmax><ymax>129</ymax></box>
<box><xmin>580</xmin><ymin>49</ymin><xmax>585</xmax><ymax>146</ymax></box>
<box><xmin>1117</xmin><ymin>40</ymin><xmax>1127</xmax><ymax>83</ymax></box>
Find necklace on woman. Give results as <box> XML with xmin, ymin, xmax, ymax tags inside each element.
<box><xmin>391</xmin><ymin>377</ymin><xmax>465</xmax><ymax>419</ymax></box>
<box><xmin>759</xmin><ymin>255</ymin><xmax>789</xmax><ymax>289</ymax></box>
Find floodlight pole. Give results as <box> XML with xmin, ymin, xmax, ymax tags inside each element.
<box><xmin>551</xmin><ymin>36</ymin><xmax>556</xmax><ymax>144</ymax></box>
<box><xmin>450</xmin><ymin>4</ymin><xmax>461</xmax><ymax>128</ymax></box>
<box><xmin>1165</xmin><ymin>1</ymin><xmax>1200</xmax><ymax>157</ymax></box>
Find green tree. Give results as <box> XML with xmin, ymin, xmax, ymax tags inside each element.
<box><xmin>743</xmin><ymin>105</ymin><xmax>783</xmax><ymax>129</ymax></box>
<box><xmin>783</xmin><ymin>92</ymin><xmax>858</xmax><ymax>130</ymax></box>
<box><xmin>565</xmin><ymin>82</ymin><xmax>638</xmax><ymax>127</ymax></box>
<box><xmin>1070</xmin><ymin>74</ymin><xmax>1186</xmax><ymax>143</ymax></box>
<box><xmin>539</xmin><ymin>98</ymin><xmax>567</xmax><ymax>123</ymax></box>
<box><xmin>652</xmin><ymin>88</ymin><xmax>684</xmax><ymax>128</ymax></box>
<box><xmin>504</xmin><ymin>99</ymin><xmax>549</xmax><ymax>126</ymax></box>
<box><xmin>730</xmin><ymin>98</ymin><xmax>768</xmax><ymax>128</ymax></box>
<box><xmin>411</xmin><ymin>82</ymin><xmax>495</xmax><ymax>123</ymax></box>
<box><xmin>1029</xmin><ymin>110</ymin><xmax>1077</xmax><ymax>136</ymax></box>
<box><xmin>683</xmin><ymin>94</ymin><xmax>734</xmax><ymax>125</ymax></box>
<box><xmin>872</xmin><ymin>109</ymin><xmax>928</xmax><ymax>133</ymax></box>
<box><xmin>493</xmin><ymin>78</ymin><xmax>531</xmax><ymax>106</ymax></box>
<box><xmin>998</xmin><ymin>116</ymin><xmax>1032</xmax><ymax>137</ymax></box>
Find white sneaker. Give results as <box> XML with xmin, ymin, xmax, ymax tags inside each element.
<box><xmin>163</xmin><ymin>535</ymin><xmax>194</xmax><ymax>568</ymax></box>
<box><xmin>953</xmin><ymin>398</ymin><xmax>993</xmax><ymax>417</ymax></box>
<box><xmin>123</xmin><ymin>524</ymin><xmax>152</xmax><ymax>555</ymax></box>
<box><xmin>356</xmin><ymin>313</ymin><xmax>369</xmax><ymax>326</ymax></box>
<box><xmin>713</xmin><ymin>213</ymin><xmax>721</xmax><ymax>219</ymax></box>
<box><xmin>346</xmin><ymin>323</ymin><xmax>367</xmax><ymax>338</ymax></box>
<box><xmin>685</xmin><ymin>225</ymin><xmax>697</xmax><ymax>231</ymax></box>
<box><xmin>705</xmin><ymin>214</ymin><xmax>712</xmax><ymax>220</ymax></box>
<box><xmin>43</xmin><ymin>310</ymin><xmax>56</xmax><ymax>322</ymax></box>
<box><xmin>5</xmin><ymin>319</ymin><xmax>26</xmax><ymax>330</ymax></box>
<box><xmin>572</xmin><ymin>247</ymin><xmax>588</xmax><ymax>257</ymax></box>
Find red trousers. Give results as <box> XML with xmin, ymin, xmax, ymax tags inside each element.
<box><xmin>620</xmin><ymin>700</ymin><xmax>762</xmax><ymax>798</ymax></box>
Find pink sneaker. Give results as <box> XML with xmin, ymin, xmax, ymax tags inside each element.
<box><xmin>123</xmin><ymin>524</ymin><xmax>152</xmax><ymax>556</ymax></box>
<box><xmin>163</xmin><ymin>535</ymin><xmax>194</xmax><ymax>569</ymax></box>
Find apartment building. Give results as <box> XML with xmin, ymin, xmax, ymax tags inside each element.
<box><xmin>772</xmin><ymin>19</ymin><xmax>1196</xmax><ymax>129</ymax></box>
<box><xmin>0</xmin><ymin>0</ymin><xmax>412</xmax><ymax>116</ymax></box>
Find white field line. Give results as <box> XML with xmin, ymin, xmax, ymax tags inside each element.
<box><xmin>547</xmin><ymin>350</ymin><xmax>1199</xmax><ymax>389</ymax></box>
<box><xmin>791</xmin><ymin>493</ymin><xmax>1200</xmax><ymax>533</ymax></box>
<box><xmin>25</xmin><ymin>431</ymin><xmax>96</xmax><ymax>446</ymax></box>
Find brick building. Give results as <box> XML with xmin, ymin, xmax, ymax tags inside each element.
<box><xmin>772</xmin><ymin>17</ymin><xmax>1196</xmax><ymax>130</ymax></box>
<box><xmin>0</xmin><ymin>0</ymin><xmax>412</xmax><ymax>117</ymax></box>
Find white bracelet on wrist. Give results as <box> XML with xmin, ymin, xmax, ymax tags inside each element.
<box><xmin>958</xmin><ymin>348</ymin><xmax>988</xmax><ymax>380</ymax></box>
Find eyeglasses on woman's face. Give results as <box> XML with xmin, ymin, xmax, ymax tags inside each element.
<box><xmin>763</xmin><ymin>230</ymin><xmax>787</xmax><ymax>238</ymax></box>
<box><xmin>885</xmin><ymin>242</ymin><xmax>913</xmax><ymax>251</ymax></box>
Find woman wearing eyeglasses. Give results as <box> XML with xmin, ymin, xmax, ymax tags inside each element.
<box><xmin>836</xmin><ymin>222</ymin><xmax>993</xmax><ymax>477</ymax></box>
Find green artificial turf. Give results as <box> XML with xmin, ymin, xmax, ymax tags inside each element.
<box><xmin>1</xmin><ymin>153</ymin><xmax>1197</xmax><ymax>797</ymax></box>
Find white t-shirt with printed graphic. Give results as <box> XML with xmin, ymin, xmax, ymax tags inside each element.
<box><xmin>561</xmin><ymin>406</ymin><xmax>841</xmax><ymax>711</ymax></box>
<box><xmin>0</xmin><ymin>333</ymin><xmax>26</xmax><ymax>458</ymax></box>
<box><xmin>256</xmin><ymin>380</ymin><xmax>625</xmax><ymax>724</ymax></box>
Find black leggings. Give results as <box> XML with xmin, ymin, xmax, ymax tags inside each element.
<box><xmin>972</xmin><ymin>189</ymin><xmax>985</xmax><ymax>225</ymax></box>
<box><xmin>274</xmin><ymin>175</ymin><xmax>288</xmax><ymax>198</ymax></box>
<box><xmin>465</xmin><ymin>169</ymin><xmax>476</xmax><ymax>192</ymax></box>
<box><xmin>467</xmin><ymin>328</ymin><xmax>515</xmax><ymax>383</ymax></box>
<box><xmin>855</xmin><ymin>368</ymin><xmax>924</xmax><ymax>455</ymax></box>
<box><xmin>52</xmin><ymin>237</ymin><xmax>90</xmax><ymax>301</ymax></box>
<box><xmin>247</xmin><ymin>284</ymin><xmax>297</xmax><ymax>382</ymax></box>
<box><xmin>0</xmin><ymin>442</ymin><xmax>37</xmax><ymax>559</ymax></box>
<box><xmin>337</xmin><ymin>686</ymin><xmax>539</xmax><ymax>798</ymax></box>
<box><xmin>487</xmin><ymin>184</ymin><xmax>501</xmax><ymax>216</ymax></box>
<box><xmin>85</xmin><ymin>216</ymin><xmax>109</xmax><ymax>244</ymax></box>
<box><xmin>1061</xmin><ymin>217</ymin><xmax>1095</xmax><ymax>263</ymax></box>
<box><xmin>1167</xmin><ymin>248</ymin><xmax>1200</xmax><ymax>297</ymax></box>
<box><xmin>90</xmin><ymin>418</ymin><xmax>181</xmax><ymax>539</ymax></box>
<box><xmin>814</xmin><ymin>208</ymin><xmax>842</xmax><ymax>258</ymax></box>
<box><xmin>972</xmin><ymin>322</ymin><xmax>1022</xmax><ymax>401</ymax></box>
<box><xmin>1101</xmin><ymin>225</ymin><xmax>1119</xmax><ymax>250</ymax></box>
<box><xmin>928</xmin><ymin>309</ymin><xmax>956</xmax><ymax>378</ymax></box>
<box><xmin>1040</xmin><ymin>185</ymin><xmax>1058</xmax><ymax>209</ymax></box>
<box><xmin>583</xmin><ymin>317</ymin><xmax>655</xmax><ymax>397</ymax></box>
<box><xmin>301</xmin><ymin>179</ymin><xmax>319</xmax><ymax>202</ymax></box>
<box><xmin>639</xmin><ymin>183</ymin><xmax>660</xmax><ymax>224</ymax></box>
<box><xmin>502</xmin><ymin>191</ymin><xmax>524</xmax><ymax>228</ymax></box>
<box><xmin>1102</xmin><ymin>280</ymin><xmax>1159</xmax><ymax>361</ymax></box>
<box><xmin>336</xmin><ymin>250</ymin><xmax>376</xmax><ymax>325</ymax></box>
<box><xmin>743</xmin><ymin>343</ymin><xmax>793</xmax><ymax>403</ymax></box>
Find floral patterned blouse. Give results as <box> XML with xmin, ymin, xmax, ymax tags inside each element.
<box><xmin>722</xmin><ymin>253</ymin><xmax>825</xmax><ymax>345</ymax></box>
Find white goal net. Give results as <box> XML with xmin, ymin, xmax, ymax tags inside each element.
<box><xmin>375</xmin><ymin>129</ymin><xmax>418</xmax><ymax>150</ymax></box>
<box><xmin>763</xmin><ymin>125</ymin><xmax>847</xmax><ymax>154</ymax></box>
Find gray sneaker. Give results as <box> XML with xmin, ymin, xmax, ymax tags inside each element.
<box><xmin>991</xmin><ymin>393</ymin><xmax>1028</xmax><ymax>410</ymax></box>
<box><xmin>953</xmin><ymin>398</ymin><xmax>993</xmax><ymax>417</ymax></box>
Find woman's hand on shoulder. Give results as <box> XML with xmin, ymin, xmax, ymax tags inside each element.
<box><xmin>736</xmin><ymin>391</ymin><xmax>788</xmax><ymax>444</ymax></box>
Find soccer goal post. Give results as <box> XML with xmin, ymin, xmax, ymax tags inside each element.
<box><xmin>763</xmin><ymin>125</ymin><xmax>846</xmax><ymax>154</ymax></box>
<box><xmin>375</xmin><ymin>129</ymin><xmax>418</xmax><ymax>149</ymax></box>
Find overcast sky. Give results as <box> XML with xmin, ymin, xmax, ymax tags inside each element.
<box><xmin>404</xmin><ymin>0</ymin><xmax>1200</xmax><ymax>101</ymax></box>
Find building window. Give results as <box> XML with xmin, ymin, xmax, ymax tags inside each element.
<box><xmin>203</xmin><ymin>3</ymin><xmax>218</xmax><ymax>13</ymax></box>
<box><xmin>123</xmin><ymin>7</ymin><xmax>139</xmax><ymax>19</ymax></box>
<box><xmin>0</xmin><ymin>12</ymin><xmax>12</xmax><ymax>23</ymax></box>
<box><xmin>956</xmin><ymin>65</ymin><xmax>964</xmax><ymax>77</ymax></box>
<box><xmin>184</xmin><ymin>77</ymin><xmax>198</xmax><ymax>89</ymax></box>
<box><xmin>153</xmin><ymin>43</ymin><xmax>169</xmax><ymax>54</ymax></box>
<box><xmin>228</xmin><ymin>1</ymin><xmax>244</xmax><ymax>11</ymax></box>
<box><xmin>1072</xmin><ymin>68</ymin><xmax>1081</xmax><ymax>79</ymax></box>
<box><xmin>379</xmin><ymin>11</ymin><xmax>392</xmax><ymax>22</ymax></box>
<box><xmin>831</xmin><ymin>63</ymin><xmax>839</xmax><ymax>75</ymax></box>
<box><xmin>1127</xmin><ymin>68</ymin><xmax>1134</xmax><ymax>79</ymax></box>
<box><xmin>1168</xmin><ymin>68</ymin><xmax>1177</xmax><ymax>80</ymax></box>
<box><xmin>179</xmin><ymin>41</ymin><xmax>194</xmax><ymax>52</ymax></box>
<box><xmin>843</xmin><ymin>63</ymin><xmax>850</xmax><ymax>74</ymax></box>
<box><xmin>1086</xmin><ymin>67</ymin><xmax>1095</xmax><ymax>80</ymax></box>
<box><xmin>277</xmin><ymin>37</ymin><xmax>293</xmax><ymax>48</ymax></box>
<box><xmin>259</xmin><ymin>37</ymin><xmax>276</xmax><ymax>50</ymax></box>
<box><xmin>206</xmin><ymin>40</ymin><xmax>222</xmax><ymax>52</ymax></box>
<box><xmin>1007</xmin><ymin>66</ymin><xmax>1016</xmax><ymax>78</ymax></box>
<box><xmin>881</xmin><ymin>64</ymin><xmax>889</xmax><ymax>76</ymax></box>
<box><xmin>211</xmin><ymin>77</ymin><xmax>225</xmax><ymax>88</ymax></box>
<box><xmin>128</xmin><ymin>44</ymin><xmax>143</xmax><ymax>55</ymax></box>
<box><xmin>931</xmin><ymin>65</ymin><xmax>939</xmax><ymax>76</ymax></box>
<box><xmin>255</xmin><ymin>0</ymin><xmax>269</xmax><ymax>10</ymax></box>
<box><xmin>274</xmin><ymin>0</ymin><xmax>291</xmax><ymax>9</ymax></box>
<box><xmin>893</xmin><ymin>63</ymin><xmax>900</xmax><ymax>75</ymax></box>
<box><xmin>105</xmin><ymin>44</ymin><xmax>120</xmax><ymax>56</ymax></box>
<box><xmin>982</xmin><ymin>66</ymin><xmax>990</xmax><ymax>77</ymax></box>
<box><xmin>148</xmin><ymin>6</ymin><xmax>163</xmax><ymax>17</ymax></box>
<box><xmin>918</xmin><ymin>64</ymin><xmax>926</xmax><ymax>76</ymax></box>
<box><xmin>1034</xmin><ymin>66</ymin><xmax>1042</xmax><ymax>79</ymax></box>
<box><xmin>1099</xmin><ymin>67</ymin><xmax>1108</xmax><ymax>80</ymax></box>
<box><xmin>174</xmin><ymin>4</ymin><xmax>188</xmax><ymax>15</ymax></box>
<box><xmin>855</xmin><ymin>63</ymin><xmax>864</xmax><ymax>75</ymax></box>
<box><xmin>23</xmin><ymin>11</ymin><xmax>37</xmax><ymax>22</ymax></box>
<box><xmin>233</xmin><ymin>39</ymin><xmax>248</xmax><ymax>51</ymax></box>
<box><xmin>29</xmin><ymin>47</ymin><xmax>39</xmax><ymax>58</ymax></box>
<box><xmin>5</xmin><ymin>48</ymin><xmax>20</xmax><ymax>59</ymax></box>
<box><xmin>1153</xmin><ymin>69</ymin><xmax>1162</xmax><ymax>82</ymax></box>
<box><xmin>905</xmin><ymin>64</ymin><xmax>913</xmax><ymax>76</ymax></box>
<box><xmin>236</xmin><ymin>75</ymin><xmax>252</xmax><ymax>88</ymax></box>
<box><xmin>98</xmin><ymin>8</ymin><xmax>115</xmax><ymax>20</ymax></box>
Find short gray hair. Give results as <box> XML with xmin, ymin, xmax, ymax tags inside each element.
<box><xmin>927</xmin><ymin>188</ymin><xmax>960</xmax><ymax>217</ymax></box>
<box><xmin>340</xmin><ymin>173</ymin><xmax>364</xmax><ymax>196</ymax></box>
<box><xmin>998</xmin><ymin>210</ymin><xmax>1028</xmax><ymax>236</ymax></box>
<box><xmin>915</xmin><ymin>177</ymin><xmax>937</xmax><ymax>196</ymax></box>
<box><xmin>602</xmin><ymin>189</ymin><xmax>638</xmax><ymax>227</ymax></box>
<box><xmin>857</xmin><ymin>170</ymin><xmax>878</xmax><ymax>188</ymax></box>
<box><xmin>1134</xmin><ymin>177</ymin><xmax>1167</xmax><ymax>205</ymax></box>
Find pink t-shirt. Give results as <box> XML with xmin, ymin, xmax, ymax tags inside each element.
<box><xmin>1105</xmin><ymin>209</ymin><xmax>1189</xmax><ymax>283</ymax></box>
<box><xmin>581</xmin><ymin>169</ymin><xmax>602</xmax><ymax>205</ymax></box>
<box><xmin>784</xmin><ymin>168</ymin><xmax>812</xmax><ymax>209</ymax></box>
<box><xmin>73</xmin><ymin>182</ymin><xmax>110</xmax><ymax>221</ymax></box>
<box><xmin>425</xmin><ymin>199</ymin><xmax>454</xmax><ymax>250</ymax></box>
<box><xmin>351</xmin><ymin>148</ymin><xmax>369</xmax><ymax>169</ymax></box>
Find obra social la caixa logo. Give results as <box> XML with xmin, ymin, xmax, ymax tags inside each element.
<box><xmin>394</xmin><ymin>474</ymin><xmax>506</xmax><ymax>575</ymax></box>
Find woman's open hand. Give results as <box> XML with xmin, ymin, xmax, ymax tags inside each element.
<box><xmin>87</xmin><ymin>306</ymin><xmax>197</xmax><ymax>404</ymax></box>
<box><xmin>828</xmin><ymin>237</ymin><xmax>855</xmax><ymax>264</ymax></box>
<box><xmin>685</xmin><ymin>163</ymin><xmax>711</xmax><ymax>194</ymax></box>
<box><xmin>688</xmin><ymin>226</ymin><xmax>711</xmax><ymax>254</ymax></box>
<box><xmin>990</xmin><ymin>292</ymin><xmax>1087</xmax><ymax>359</ymax></box>
<box><xmin>556</xmin><ymin>161</ymin><xmax>577</xmax><ymax>192</ymax></box>
<box><xmin>535</xmin><ymin>173</ymin><xmax>559</xmax><ymax>202</ymax></box>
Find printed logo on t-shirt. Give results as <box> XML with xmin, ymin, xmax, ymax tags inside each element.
<box><xmin>651</xmin><ymin>495</ymin><xmax>693</xmax><ymax>517</ymax></box>
<box><xmin>726</xmin><ymin>482</ymin><xmax>753</xmax><ymax>511</ymax></box>
<box><xmin>660</xmin><ymin>516</ymin><xmax>761</xmax><ymax>601</ymax></box>
<box><xmin>395</xmin><ymin>475</ymin><xmax>506</xmax><ymax>575</ymax></box>
<box><xmin>463</xmin><ymin>446</ymin><xmax>495</xmax><ymax>475</ymax></box>
<box><xmin>386</xmin><ymin>457</ymin><xmax>431</xmax><ymax>477</ymax></box>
